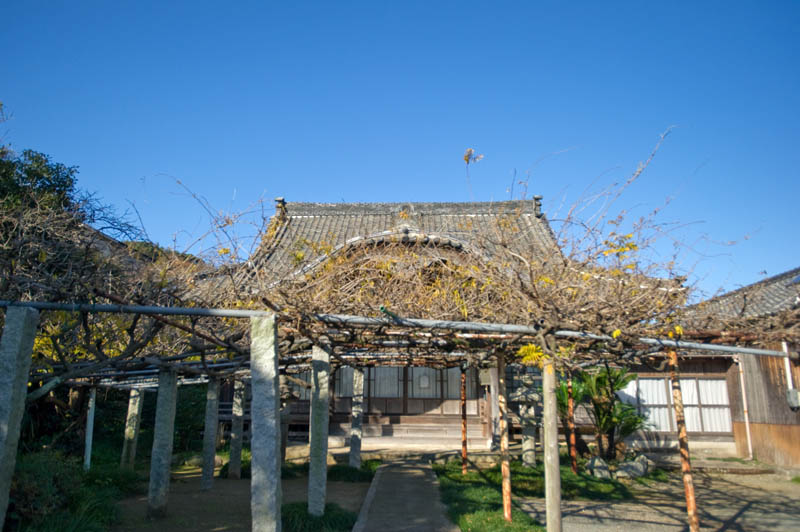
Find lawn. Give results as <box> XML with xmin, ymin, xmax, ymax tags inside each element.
<box><xmin>433</xmin><ymin>458</ymin><xmax>637</xmax><ymax>531</ymax></box>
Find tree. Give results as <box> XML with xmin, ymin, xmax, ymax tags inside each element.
<box><xmin>1</xmin><ymin>149</ymin><xmax>78</xmax><ymax>211</ymax></box>
<box><xmin>581</xmin><ymin>366</ymin><xmax>646</xmax><ymax>461</ymax></box>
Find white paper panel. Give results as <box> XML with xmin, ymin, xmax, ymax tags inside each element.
<box><xmin>702</xmin><ymin>407</ymin><xmax>732</xmax><ymax>432</ymax></box>
<box><xmin>618</xmin><ymin>380</ymin><xmax>638</xmax><ymax>405</ymax></box>
<box><xmin>679</xmin><ymin>379</ymin><xmax>698</xmax><ymax>405</ymax></box>
<box><xmin>638</xmin><ymin>378</ymin><xmax>668</xmax><ymax>405</ymax></box>
<box><xmin>684</xmin><ymin>406</ymin><xmax>702</xmax><ymax>431</ymax></box>
<box><xmin>698</xmin><ymin>379</ymin><xmax>729</xmax><ymax>405</ymax></box>
<box><xmin>336</xmin><ymin>366</ymin><xmax>354</xmax><ymax>397</ymax></box>
<box><xmin>410</xmin><ymin>367</ymin><xmax>439</xmax><ymax>398</ymax></box>
<box><xmin>444</xmin><ymin>367</ymin><xmax>477</xmax><ymax>399</ymax></box>
<box><xmin>373</xmin><ymin>367</ymin><xmax>401</xmax><ymax>398</ymax></box>
<box><xmin>643</xmin><ymin>406</ymin><xmax>671</xmax><ymax>431</ymax></box>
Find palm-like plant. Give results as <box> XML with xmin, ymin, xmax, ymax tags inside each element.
<box><xmin>581</xmin><ymin>366</ymin><xmax>646</xmax><ymax>460</ymax></box>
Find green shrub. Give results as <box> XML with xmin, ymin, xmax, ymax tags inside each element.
<box><xmin>7</xmin><ymin>450</ymin><xmax>144</xmax><ymax>532</ymax></box>
<box><xmin>9</xmin><ymin>451</ymin><xmax>82</xmax><ymax>523</ymax></box>
<box><xmin>281</xmin><ymin>502</ymin><xmax>357</xmax><ymax>532</ymax></box>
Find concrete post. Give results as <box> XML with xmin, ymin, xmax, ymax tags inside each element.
<box><xmin>250</xmin><ymin>315</ymin><xmax>282</xmax><ymax>532</ymax></box>
<box><xmin>280</xmin><ymin>406</ymin><xmax>290</xmax><ymax>463</ymax></box>
<box><xmin>489</xmin><ymin>367</ymin><xmax>500</xmax><ymax>450</ymax></box>
<box><xmin>229</xmin><ymin>378</ymin><xmax>246</xmax><ymax>480</ymax></box>
<box><xmin>0</xmin><ymin>307</ymin><xmax>39</xmax><ymax>526</ymax></box>
<box><xmin>308</xmin><ymin>344</ymin><xmax>330</xmax><ymax>517</ymax></box>
<box><xmin>521</xmin><ymin>404</ymin><xmax>537</xmax><ymax>467</ymax></box>
<box><xmin>147</xmin><ymin>369</ymin><xmax>178</xmax><ymax>519</ymax></box>
<box><xmin>201</xmin><ymin>377</ymin><xmax>220</xmax><ymax>490</ymax></box>
<box><xmin>83</xmin><ymin>387</ymin><xmax>97</xmax><ymax>471</ymax></box>
<box><xmin>348</xmin><ymin>366</ymin><xmax>364</xmax><ymax>469</ymax></box>
<box><xmin>461</xmin><ymin>368</ymin><xmax>468</xmax><ymax>475</ymax></box>
<box><xmin>543</xmin><ymin>360</ymin><xmax>562</xmax><ymax>532</ymax></box>
<box><xmin>121</xmin><ymin>389</ymin><xmax>144</xmax><ymax>468</ymax></box>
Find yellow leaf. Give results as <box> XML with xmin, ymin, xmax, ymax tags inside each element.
<box><xmin>674</xmin><ymin>325</ymin><xmax>684</xmax><ymax>336</ymax></box>
<box><xmin>612</xmin><ymin>329</ymin><xmax>621</xmax><ymax>339</ymax></box>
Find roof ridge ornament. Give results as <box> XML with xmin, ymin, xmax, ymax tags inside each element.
<box><xmin>275</xmin><ymin>197</ymin><xmax>287</xmax><ymax>222</ymax></box>
<box><xmin>533</xmin><ymin>195</ymin><xmax>543</xmax><ymax>218</ymax></box>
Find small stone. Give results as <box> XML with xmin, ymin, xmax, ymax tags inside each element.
<box><xmin>633</xmin><ymin>454</ymin><xmax>655</xmax><ymax>474</ymax></box>
<box><xmin>616</xmin><ymin>459</ymin><xmax>648</xmax><ymax>479</ymax></box>
<box><xmin>588</xmin><ymin>456</ymin><xmax>611</xmax><ymax>479</ymax></box>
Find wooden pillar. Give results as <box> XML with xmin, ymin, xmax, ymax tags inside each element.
<box><xmin>308</xmin><ymin>344</ymin><xmax>331</xmax><ymax>516</ymax></box>
<box><xmin>567</xmin><ymin>377</ymin><xmax>578</xmax><ymax>474</ymax></box>
<box><xmin>83</xmin><ymin>387</ymin><xmax>97</xmax><ymax>471</ymax></box>
<box><xmin>201</xmin><ymin>377</ymin><xmax>220</xmax><ymax>490</ymax></box>
<box><xmin>121</xmin><ymin>388</ymin><xmax>144</xmax><ymax>469</ymax></box>
<box><xmin>668</xmin><ymin>351</ymin><xmax>700</xmax><ymax>532</ymax></box>
<box><xmin>461</xmin><ymin>367</ymin><xmax>468</xmax><ymax>475</ymax></box>
<box><xmin>497</xmin><ymin>354</ymin><xmax>512</xmax><ymax>522</ymax></box>
<box><xmin>250</xmin><ymin>315</ymin><xmax>282</xmax><ymax>532</ymax></box>
<box><xmin>0</xmin><ymin>307</ymin><xmax>39</xmax><ymax>526</ymax></box>
<box><xmin>147</xmin><ymin>369</ymin><xmax>178</xmax><ymax>518</ymax></box>
<box><xmin>543</xmin><ymin>359</ymin><xmax>562</xmax><ymax>532</ymax></box>
<box><xmin>229</xmin><ymin>378</ymin><xmax>246</xmax><ymax>479</ymax></box>
<box><xmin>349</xmin><ymin>366</ymin><xmax>364</xmax><ymax>468</ymax></box>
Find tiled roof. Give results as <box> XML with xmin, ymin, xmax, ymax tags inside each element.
<box><xmin>252</xmin><ymin>198</ymin><xmax>560</xmax><ymax>283</ymax></box>
<box><xmin>689</xmin><ymin>266</ymin><xmax>800</xmax><ymax>319</ymax></box>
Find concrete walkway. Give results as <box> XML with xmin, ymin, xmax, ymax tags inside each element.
<box><xmin>354</xmin><ymin>461</ymin><xmax>460</xmax><ymax>532</ymax></box>
<box><xmin>519</xmin><ymin>471</ymin><xmax>800</xmax><ymax>531</ymax></box>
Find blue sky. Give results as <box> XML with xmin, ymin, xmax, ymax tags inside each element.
<box><xmin>2</xmin><ymin>1</ymin><xmax>798</xmax><ymax>299</ymax></box>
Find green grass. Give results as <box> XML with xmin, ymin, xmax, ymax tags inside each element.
<box><xmin>434</xmin><ymin>462</ymin><xmax>543</xmax><ymax>531</ymax></box>
<box><xmin>435</xmin><ymin>459</ymin><xmax>632</xmax><ymax>501</ymax></box>
<box><xmin>281</xmin><ymin>502</ymin><xmax>358</xmax><ymax>532</ymax></box>
<box><xmin>632</xmin><ymin>468</ymin><xmax>671</xmax><ymax>486</ymax></box>
<box><xmin>706</xmin><ymin>456</ymin><xmax>753</xmax><ymax>464</ymax></box>
<box><xmin>791</xmin><ymin>476</ymin><xmax>800</xmax><ymax>484</ymax></box>
<box><xmin>219</xmin><ymin>449</ymin><xmax>381</xmax><ymax>483</ymax></box>
<box><xmin>433</xmin><ymin>459</ymin><xmax>636</xmax><ymax>531</ymax></box>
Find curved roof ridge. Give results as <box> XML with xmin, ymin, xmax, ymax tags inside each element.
<box><xmin>285</xmin><ymin>199</ymin><xmax>539</xmax><ymax>217</ymax></box>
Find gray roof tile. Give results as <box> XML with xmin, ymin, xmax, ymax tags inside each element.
<box><xmin>253</xmin><ymin>199</ymin><xmax>559</xmax><ymax>283</ymax></box>
<box><xmin>689</xmin><ymin>266</ymin><xmax>800</xmax><ymax>319</ymax></box>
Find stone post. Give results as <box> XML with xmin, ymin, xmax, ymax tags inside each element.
<box><xmin>543</xmin><ymin>360</ymin><xmax>562</xmax><ymax>532</ymax></box>
<box><xmin>280</xmin><ymin>406</ymin><xmax>290</xmax><ymax>463</ymax></box>
<box><xmin>0</xmin><ymin>307</ymin><xmax>39</xmax><ymax>526</ymax></box>
<box><xmin>489</xmin><ymin>366</ymin><xmax>500</xmax><ymax>449</ymax></box>
<box><xmin>201</xmin><ymin>377</ymin><xmax>220</xmax><ymax>490</ymax></box>
<box><xmin>229</xmin><ymin>378</ymin><xmax>246</xmax><ymax>480</ymax></box>
<box><xmin>348</xmin><ymin>366</ymin><xmax>364</xmax><ymax>469</ymax></box>
<box><xmin>147</xmin><ymin>369</ymin><xmax>178</xmax><ymax>519</ymax></box>
<box><xmin>121</xmin><ymin>389</ymin><xmax>144</xmax><ymax>468</ymax></box>
<box><xmin>308</xmin><ymin>344</ymin><xmax>330</xmax><ymax>517</ymax></box>
<box><xmin>83</xmin><ymin>387</ymin><xmax>97</xmax><ymax>471</ymax></box>
<box><xmin>461</xmin><ymin>367</ymin><xmax>468</xmax><ymax>475</ymax></box>
<box><xmin>521</xmin><ymin>404</ymin><xmax>537</xmax><ymax>467</ymax></box>
<box><xmin>250</xmin><ymin>315</ymin><xmax>282</xmax><ymax>532</ymax></box>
